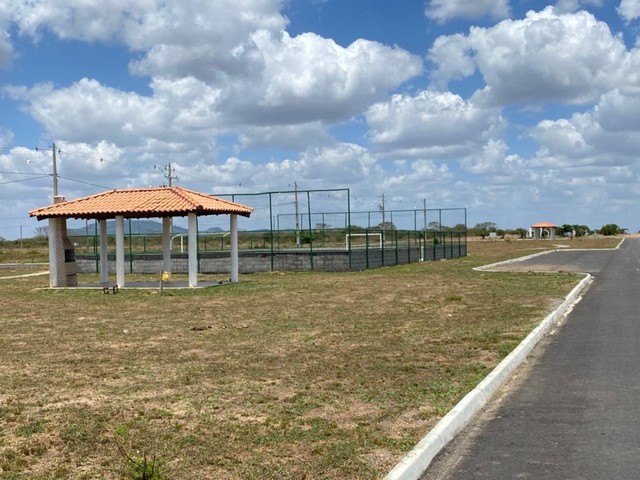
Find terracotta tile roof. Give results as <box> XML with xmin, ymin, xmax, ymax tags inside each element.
<box><xmin>29</xmin><ymin>187</ymin><xmax>253</xmax><ymax>220</ymax></box>
<box><xmin>531</xmin><ymin>221</ymin><xmax>557</xmax><ymax>228</ymax></box>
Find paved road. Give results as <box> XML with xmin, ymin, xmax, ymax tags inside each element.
<box><xmin>424</xmin><ymin>239</ymin><xmax>640</xmax><ymax>480</ymax></box>
<box><xmin>484</xmin><ymin>248</ymin><xmax>618</xmax><ymax>274</ymax></box>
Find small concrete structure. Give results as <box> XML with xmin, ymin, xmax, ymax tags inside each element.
<box><xmin>29</xmin><ymin>187</ymin><xmax>252</xmax><ymax>288</ymax></box>
<box><xmin>531</xmin><ymin>221</ymin><xmax>557</xmax><ymax>240</ymax></box>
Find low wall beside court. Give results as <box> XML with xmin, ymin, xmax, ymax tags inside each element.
<box><xmin>75</xmin><ymin>242</ymin><xmax>467</xmax><ymax>275</ymax></box>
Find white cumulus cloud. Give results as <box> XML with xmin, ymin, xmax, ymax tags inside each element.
<box><xmin>618</xmin><ymin>0</ymin><xmax>640</xmax><ymax>22</ymax></box>
<box><xmin>3</xmin><ymin>0</ymin><xmax>422</xmax><ymax>145</ymax></box>
<box><xmin>555</xmin><ymin>0</ymin><xmax>604</xmax><ymax>13</ymax></box>
<box><xmin>429</xmin><ymin>7</ymin><xmax>627</xmax><ymax>106</ymax></box>
<box><xmin>231</xmin><ymin>31</ymin><xmax>422</xmax><ymax>125</ymax></box>
<box><xmin>3</xmin><ymin>77</ymin><xmax>224</xmax><ymax>146</ymax></box>
<box><xmin>530</xmin><ymin>87</ymin><xmax>640</xmax><ymax>165</ymax></box>
<box><xmin>366</xmin><ymin>90</ymin><xmax>502</xmax><ymax>157</ymax></box>
<box><xmin>425</xmin><ymin>0</ymin><xmax>510</xmax><ymax>23</ymax></box>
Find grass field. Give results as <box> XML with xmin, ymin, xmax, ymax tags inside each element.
<box><xmin>0</xmin><ymin>237</ymin><xmax>620</xmax><ymax>479</ymax></box>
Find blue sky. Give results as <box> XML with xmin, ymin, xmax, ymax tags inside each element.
<box><xmin>2</xmin><ymin>0</ymin><xmax>640</xmax><ymax>239</ymax></box>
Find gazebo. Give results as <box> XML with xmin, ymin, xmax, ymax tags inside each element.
<box><xmin>29</xmin><ymin>187</ymin><xmax>253</xmax><ymax>288</ymax></box>
<box><xmin>531</xmin><ymin>221</ymin><xmax>557</xmax><ymax>240</ymax></box>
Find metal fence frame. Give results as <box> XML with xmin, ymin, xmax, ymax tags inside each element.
<box><xmin>70</xmin><ymin>188</ymin><xmax>467</xmax><ymax>273</ymax></box>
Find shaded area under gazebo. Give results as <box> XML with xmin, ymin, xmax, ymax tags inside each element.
<box><xmin>29</xmin><ymin>187</ymin><xmax>253</xmax><ymax>288</ymax></box>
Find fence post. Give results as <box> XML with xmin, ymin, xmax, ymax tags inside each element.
<box><xmin>395</xmin><ymin>229</ymin><xmax>399</xmax><ymax>265</ymax></box>
<box><xmin>307</xmin><ymin>191</ymin><xmax>314</xmax><ymax>271</ymax></box>
<box><xmin>365</xmin><ymin>230</ymin><xmax>370</xmax><ymax>269</ymax></box>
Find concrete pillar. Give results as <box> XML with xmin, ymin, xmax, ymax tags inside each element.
<box><xmin>47</xmin><ymin>217</ymin><xmax>60</xmax><ymax>288</ymax></box>
<box><xmin>46</xmin><ymin>196</ymin><xmax>75</xmax><ymax>288</ymax></box>
<box><xmin>99</xmin><ymin>219</ymin><xmax>109</xmax><ymax>284</ymax></box>
<box><xmin>188</xmin><ymin>213</ymin><xmax>198</xmax><ymax>287</ymax></box>
<box><xmin>115</xmin><ymin>215</ymin><xmax>125</xmax><ymax>287</ymax></box>
<box><xmin>230</xmin><ymin>214</ymin><xmax>239</xmax><ymax>283</ymax></box>
<box><xmin>162</xmin><ymin>217</ymin><xmax>171</xmax><ymax>273</ymax></box>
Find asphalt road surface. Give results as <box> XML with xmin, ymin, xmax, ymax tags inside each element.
<box><xmin>423</xmin><ymin>239</ymin><xmax>640</xmax><ymax>480</ymax></box>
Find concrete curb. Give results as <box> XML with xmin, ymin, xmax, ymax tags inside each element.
<box><xmin>384</xmin><ymin>273</ymin><xmax>593</xmax><ymax>480</ymax></box>
<box><xmin>0</xmin><ymin>271</ymin><xmax>49</xmax><ymax>280</ymax></box>
<box><xmin>472</xmin><ymin>249</ymin><xmax>554</xmax><ymax>272</ymax></box>
<box><xmin>474</xmin><ymin>238</ymin><xmax>625</xmax><ymax>273</ymax></box>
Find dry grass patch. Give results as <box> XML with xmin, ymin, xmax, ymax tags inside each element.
<box><xmin>0</xmin><ymin>237</ymin><xmax>619</xmax><ymax>479</ymax></box>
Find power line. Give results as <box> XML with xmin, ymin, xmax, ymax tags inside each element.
<box><xmin>0</xmin><ymin>175</ymin><xmax>49</xmax><ymax>185</ymax></box>
<box><xmin>171</xmin><ymin>167</ymin><xmax>243</xmax><ymax>188</ymax></box>
<box><xmin>0</xmin><ymin>170</ymin><xmax>46</xmax><ymax>175</ymax></box>
<box><xmin>57</xmin><ymin>175</ymin><xmax>113</xmax><ymax>190</ymax></box>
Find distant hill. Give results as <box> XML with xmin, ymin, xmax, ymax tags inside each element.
<box><xmin>68</xmin><ymin>220</ymin><xmax>188</xmax><ymax>235</ymax></box>
<box><xmin>68</xmin><ymin>220</ymin><xmax>227</xmax><ymax>236</ymax></box>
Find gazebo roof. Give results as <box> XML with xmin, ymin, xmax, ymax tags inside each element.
<box><xmin>531</xmin><ymin>221</ymin><xmax>557</xmax><ymax>228</ymax></box>
<box><xmin>29</xmin><ymin>186</ymin><xmax>253</xmax><ymax>220</ymax></box>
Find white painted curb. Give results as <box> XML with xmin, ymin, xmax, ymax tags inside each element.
<box><xmin>0</xmin><ymin>271</ymin><xmax>49</xmax><ymax>280</ymax></box>
<box><xmin>473</xmin><ymin>249</ymin><xmax>554</xmax><ymax>272</ymax></box>
<box><xmin>384</xmin><ymin>273</ymin><xmax>593</xmax><ymax>480</ymax></box>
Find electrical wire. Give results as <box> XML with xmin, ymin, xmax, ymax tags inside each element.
<box><xmin>57</xmin><ymin>175</ymin><xmax>113</xmax><ymax>190</ymax></box>
<box><xmin>0</xmin><ymin>175</ymin><xmax>49</xmax><ymax>185</ymax></box>
<box><xmin>0</xmin><ymin>170</ymin><xmax>48</xmax><ymax>175</ymax></box>
<box><xmin>171</xmin><ymin>168</ymin><xmax>244</xmax><ymax>188</ymax></box>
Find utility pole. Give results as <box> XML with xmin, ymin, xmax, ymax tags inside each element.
<box><xmin>154</xmin><ymin>163</ymin><xmax>178</xmax><ymax>235</ymax></box>
<box><xmin>423</xmin><ymin>198</ymin><xmax>427</xmax><ymax>231</ymax></box>
<box><xmin>378</xmin><ymin>193</ymin><xmax>386</xmax><ymax>229</ymax></box>
<box><xmin>52</xmin><ymin>143</ymin><xmax>59</xmax><ymax>197</ymax></box>
<box><xmin>166</xmin><ymin>162</ymin><xmax>178</xmax><ymax>187</ymax></box>
<box><xmin>156</xmin><ymin>163</ymin><xmax>178</xmax><ymax>187</ymax></box>
<box><xmin>31</xmin><ymin>144</ymin><xmax>60</xmax><ymax>200</ymax></box>
<box><xmin>294</xmin><ymin>182</ymin><xmax>300</xmax><ymax>247</ymax></box>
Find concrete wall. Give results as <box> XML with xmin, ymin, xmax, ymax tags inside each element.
<box><xmin>75</xmin><ymin>243</ymin><xmax>467</xmax><ymax>275</ymax></box>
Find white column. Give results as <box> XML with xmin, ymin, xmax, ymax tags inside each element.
<box><xmin>99</xmin><ymin>219</ymin><xmax>109</xmax><ymax>284</ymax></box>
<box><xmin>115</xmin><ymin>215</ymin><xmax>125</xmax><ymax>287</ymax></box>
<box><xmin>230</xmin><ymin>214</ymin><xmax>239</xmax><ymax>283</ymax></box>
<box><xmin>162</xmin><ymin>217</ymin><xmax>172</xmax><ymax>273</ymax></box>
<box><xmin>48</xmin><ymin>218</ymin><xmax>59</xmax><ymax>288</ymax></box>
<box><xmin>188</xmin><ymin>213</ymin><xmax>198</xmax><ymax>287</ymax></box>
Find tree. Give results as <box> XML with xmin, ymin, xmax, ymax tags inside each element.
<box><xmin>474</xmin><ymin>222</ymin><xmax>497</xmax><ymax>232</ymax></box>
<box><xmin>560</xmin><ymin>224</ymin><xmax>574</xmax><ymax>236</ymax></box>
<box><xmin>573</xmin><ymin>224</ymin><xmax>590</xmax><ymax>236</ymax></box>
<box><xmin>377</xmin><ymin>221</ymin><xmax>396</xmax><ymax>231</ymax></box>
<box><xmin>427</xmin><ymin>221</ymin><xmax>441</xmax><ymax>231</ymax></box>
<box><xmin>600</xmin><ymin>224</ymin><xmax>621</xmax><ymax>236</ymax></box>
<box><xmin>35</xmin><ymin>226</ymin><xmax>48</xmax><ymax>238</ymax></box>
<box><xmin>560</xmin><ymin>224</ymin><xmax>590</xmax><ymax>237</ymax></box>
<box><xmin>513</xmin><ymin>228</ymin><xmax>527</xmax><ymax>239</ymax></box>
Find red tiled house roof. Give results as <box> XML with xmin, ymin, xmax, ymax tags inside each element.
<box><xmin>29</xmin><ymin>187</ymin><xmax>253</xmax><ymax>220</ymax></box>
<box><xmin>531</xmin><ymin>221</ymin><xmax>557</xmax><ymax>228</ymax></box>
